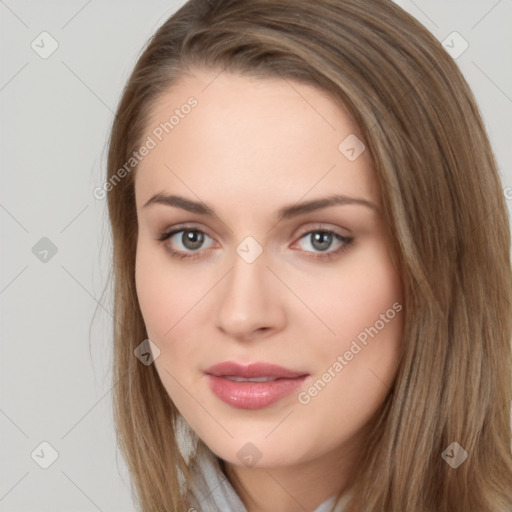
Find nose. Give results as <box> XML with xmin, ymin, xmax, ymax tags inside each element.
<box><xmin>214</xmin><ymin>249</ymin><xmax>286</xmax><ymax>341</ymax></box>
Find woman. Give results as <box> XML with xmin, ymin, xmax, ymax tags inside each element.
<box><xmin>104</xmin><ymin>0</ymin><xmax>512</xmax><ymax>510</ymax></box>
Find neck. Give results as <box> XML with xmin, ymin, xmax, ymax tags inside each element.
<box><xmin>222</xmin><ymin>443</ymin><xmax>357</xmax><ymax>512</ymax></box>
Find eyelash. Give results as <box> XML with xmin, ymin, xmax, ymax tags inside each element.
<box><xmin>156</xmin><ymin>225</ymin><xmax>354</xmax><ymax>262</ymax></box>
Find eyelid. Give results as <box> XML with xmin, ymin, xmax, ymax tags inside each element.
<box><xmin>158</xmin><ymin>223</ymin><xmax>217</xmax><ymax>241</ymax></box>
<box><xmin>293</xmin><ymin>222</ymin><xmax>351</xmax><ymax>237</ymax></box>
<box><xmin>290</xmin><ymin>226</ymin><xmax>352</xmax><ymax>255</ymax></box>
<box><xmin>158</xmin><ymin>222</ymin><xmax>349</xmax><ymax>243</ymax></box>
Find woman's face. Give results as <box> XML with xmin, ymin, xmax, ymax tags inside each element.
<box><xmin>134</xmin><ymin>68</ymin><xmax>404</xmax><ymax>470</ymax></box>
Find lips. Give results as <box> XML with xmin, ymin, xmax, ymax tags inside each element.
<box><xmin>206</xmin><ymin>361</ymin><xmax>307</xmax><ymax>379</ymax></box>
<box><xmin>205</xmin><ymin>362</ymin><xmax>309</xmax><ymax>410</ymax></box>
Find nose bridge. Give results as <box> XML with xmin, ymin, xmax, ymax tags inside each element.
<box><xmin>214</xmin><ymin>240</ymin><xmax>284</xmax><ymax>338</ymax></box>
<box><xmin>226</xmin><ymin>234</ymin><xmax>269</xmax><ymax>295</ymax></box>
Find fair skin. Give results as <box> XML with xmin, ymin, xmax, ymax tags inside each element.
<box><xmin>134</xmin><ymin>68</ymin><xmax>404</xmax><ymax>512</ymax></box>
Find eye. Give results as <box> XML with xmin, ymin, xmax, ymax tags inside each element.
<box><xmin>292</xmin><ymin>229</ymin><xmax>353</xmax><ymax>260</ymax></box>
<box><xmin>157</xmin><ymin>226</ymin><xmax>354</xmax><ymax>261</ymax></box>
<box><xmin>157</xmin><ymin>227</ymin><xmax>215</xmax><ymax>260</ymax></box>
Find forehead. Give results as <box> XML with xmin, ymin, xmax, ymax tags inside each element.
<box><xmin>135</xmin><ymin>69</ymin><xmax>379</xmax><ymax>211</ymax></box>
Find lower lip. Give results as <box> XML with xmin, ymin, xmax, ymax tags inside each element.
<box><xmin>206</xmin><ymin>375</ymin><xmax>307</xmax><ymax>410</ymax></box>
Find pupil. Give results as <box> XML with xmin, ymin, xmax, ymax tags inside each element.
<box><xmin>183</xmin><ymin>230</ymin><xmax>204</xmax><ymax>250</ymax></box>
<box><xmin>312</xmin><ymin>232</ymin><xmax>332</xmax><ymax>251</ymax></box>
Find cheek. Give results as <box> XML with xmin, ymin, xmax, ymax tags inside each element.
<box><xmin>337</xmin><ymin>248</ymin><xmax>402</xmax><ymax>343</ymax></box>
<box><xmin>135</xmin><ymin>244</ymin><xmax>173</xmax><ymax>340</ymax></box>
<box><xmin>300</xmin><ymin>240</ymin><xmax>404</xmax><ymax>417</ymax></box>
<box><xmin>134</xmin><ymin>238</ymin><xmax>217</xmax><ymax>384</ymax></box>
<box><xmin>293</xmin><ymin>239</ymin><xmax>403</xmax><ymax>358</ymax></box>
<box><xmin>135</xmin><ymin>239</ymin><xmax>202</xmax><ymax>341</ymax></box>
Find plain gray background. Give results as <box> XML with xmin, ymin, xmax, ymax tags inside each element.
<box><xmin>1</xmin><ymin>1</ymin><xmax>511</xmax><ymax>510</ymax></box>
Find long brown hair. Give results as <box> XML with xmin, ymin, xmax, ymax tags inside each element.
<box><xmin>103</xmin><ymin>0</ymin><xmax>512</xmax><ymax>510</ymax></box>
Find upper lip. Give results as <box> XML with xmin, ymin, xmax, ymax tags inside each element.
<box><xmin>205</xmin><ymin>361</ymin><xmax>308</xmax><ymax>379</ymax></box>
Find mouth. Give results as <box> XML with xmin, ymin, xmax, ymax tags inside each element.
<box><xmin>204</xmin><ymin>362</ymin><xmax>309</xmax><ymax>410</ymax></box>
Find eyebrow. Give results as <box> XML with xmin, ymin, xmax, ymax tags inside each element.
<box><xmin>142</xmin><ymin>193</ymin><xmax>378</xmax><ymax>221</ymax></box>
